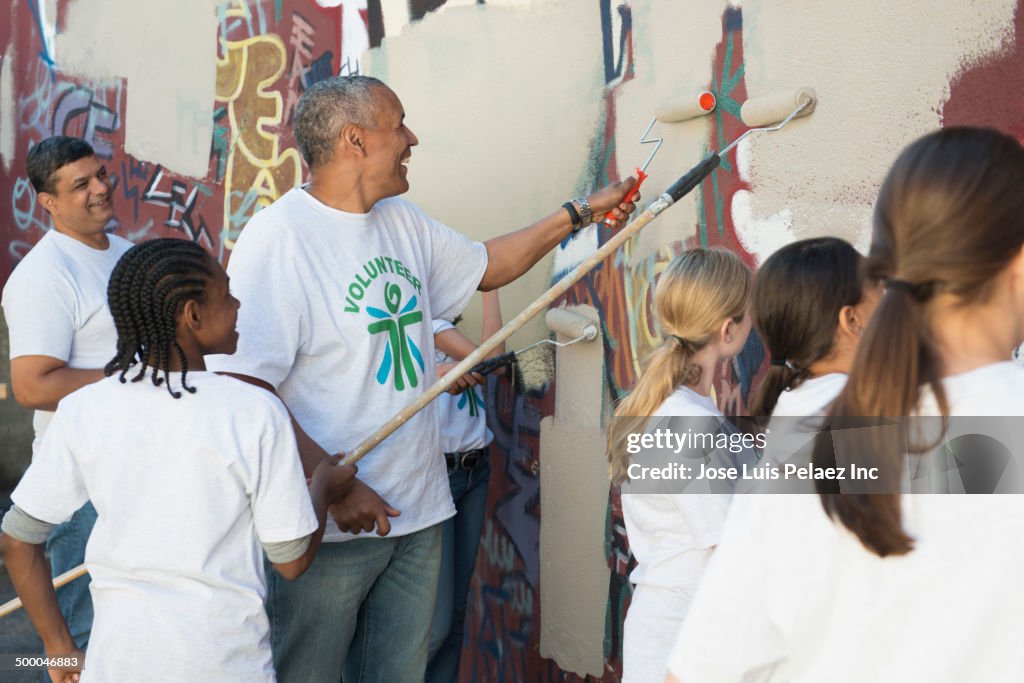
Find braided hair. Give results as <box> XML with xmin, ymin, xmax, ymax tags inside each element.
<box><xmin>105</xmin><ymin>238</ymin><xmax>213</xmax><ymax>398</ymax></box>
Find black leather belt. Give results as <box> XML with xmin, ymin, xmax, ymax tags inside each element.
<box><xmin>444</xmin><ymin>448</ymin><xmax>487</xmax><ymax>471</ymax></box>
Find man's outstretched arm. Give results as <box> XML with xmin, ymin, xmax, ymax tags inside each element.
<box><xmin>479</xmin><ymin>178</ymin><xmax>637</xmax><ymax>291</ymax></box>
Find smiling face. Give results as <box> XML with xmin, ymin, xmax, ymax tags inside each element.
<box><xmin>39</xmin><ymin>155</ymin><xmax>114</xmax><ymax>243</ymax></box>
<box><xmin>360</xmin><ymin>86</ymin><xmax>420</xmax><ymax>201</ymax></box>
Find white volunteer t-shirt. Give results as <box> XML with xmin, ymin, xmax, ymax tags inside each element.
<box><xmin>432</xmin><ymin>319</ymin><xmax>493</xmax><ymax>453</ymax></box>
<box><xmin>207</xmin><ymin>188</ymin><xmax>488</xmax><ymax>541</ymax></box>
<box><xmin>669</xmin><ymin>361</ymin><xmax>1024</xmax><ymax>682</ymax></box>
<box><xmin>12</xmin><ymin>372</ymin><xmax>317</xmax><ymax>683</ymax></box>
<box><xmin>1</xmin><ymin>230</ymin><xmax>133</xmax><ymax>454</ymax></box>
<box><xmin>622</xmin><ymin>385</ymin><xmax>731</xmax><ymax>592</ymax></box>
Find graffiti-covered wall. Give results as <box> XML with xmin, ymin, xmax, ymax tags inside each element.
<box><xmin>3</xmin><ymin>0</ymin><xmax>1024</xmax><ymax>680</ymax></box>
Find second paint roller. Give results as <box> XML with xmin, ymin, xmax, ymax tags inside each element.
<box><xmin>469</xmin><ymin>308</ymin><xmax>598</xmax><ymax>392</ymax></box>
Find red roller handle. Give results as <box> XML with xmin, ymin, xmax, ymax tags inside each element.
<box><xmin>604</xmin><ymin>168</ymin><xmax>647</xmax><ymax>222</ymax></box>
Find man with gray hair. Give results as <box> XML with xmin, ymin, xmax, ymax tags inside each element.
<box><xmin>208</xmin><ymin>75</ymin><xmax>636</xmax><ymax>682</ymax></box>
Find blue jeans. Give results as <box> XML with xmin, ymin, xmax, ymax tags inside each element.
<box><xmin>426</xmin><ymin>456</ymin><xmax>491</xmax><ymax>683</ymax></box>
<box><xmin>46</xmin><ymin>501</ymin><xmax>95</xmax><ymax>649</ymax></box>
<box><xmin>266</xmin><ymin>523</ymin><xmax>442</xmax><ymax>683</ymax></box>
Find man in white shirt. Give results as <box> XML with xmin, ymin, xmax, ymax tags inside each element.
<box><xmin>1</xmin><ymin>136</ymin><xmax>134</xmax><ymax>655</ymax></box>
<box><xmin>207</xmin><ymin>75</ymin><xmax>637</xmax><ymax>682</ymax></box>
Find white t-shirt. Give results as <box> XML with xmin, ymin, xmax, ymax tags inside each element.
<box><xmin>757</xmin><ymin>373</ymin><xmax>847</xmax><ymax>485</ymax></box>
<box><xmin>11</xmin><ymin>372</ymin><xmax>317</xmax><ymax>683</ymax></box>
<box><xmin>771</xmin><ymin>372</ymin><xmax>847</xmax><ymax>417</ymax></box>
<box><xmin>621</xmin><ymin>385</ymin><xmax>731</xmax><ymax>592</ymax></box>
<box><xmin>207</xmin><ymin>188</ymin><xmax>488</xmax><ymax>541</ymax></box>
<box><xmin>668</xmin><ymin>361</ymin><xmax>1024</xmax><ymax>682</ymax></box>
<box><xmin>432</xmin><ymin>319</ymin><xmax>493</xmax><ymax>453</ymax></box>
<box><xmin>1</xmin><ymin>230</ymin><xmax>133</xmax><ymax>454</ymax></box>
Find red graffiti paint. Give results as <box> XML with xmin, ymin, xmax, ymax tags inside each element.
<box><xmin>943</xmin><ymin>0</ymin><xmax>1024</xmax><ymax>141</ymax></box>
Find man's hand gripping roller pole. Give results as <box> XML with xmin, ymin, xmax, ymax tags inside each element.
<box><xmin>603</xmin><ymin>118</ymin><xmax>658</xmax><ymax>223</ymax></box>
<box><xmin>603</xmin><ymin>90</ymin><xmax>720</xmax><ymax>224</ymax></box>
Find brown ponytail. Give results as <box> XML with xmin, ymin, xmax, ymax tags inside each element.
<box><xmin>813</xmin><ymin>127</ymin><xmax>1024</xmax><ymax>556</ymax></box>
<box><xmin>608</xmin><ymin>248</ymin><xmax>752</xmax><ymax>485</ymax></box>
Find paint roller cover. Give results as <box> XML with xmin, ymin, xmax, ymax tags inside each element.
<box><xmin>655</xmin><ymin>91</ymin><xmax>717</xmax><ymax>123</ymax></box>
<box><xmin>545</xmin><ymin>308</ymin><xmax>599</xmax><ymax>341</ymax></box>
<box><xmin>740</xmin><ymin>87</ymin><xmax>817</xmax><ymax>127</ymax></box>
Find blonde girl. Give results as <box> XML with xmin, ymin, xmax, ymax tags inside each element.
<box><xmin>607</xmin><ymin>247</ymin><xmax>752</xmax><ymax>683</ymax></box>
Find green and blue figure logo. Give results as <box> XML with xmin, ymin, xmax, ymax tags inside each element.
<box><xmin>367</xmin><ymin>282</ymin><xmax>423</xmax><ymax>391</ymax></box>
<box><xmin>458</xmin><ymin>386</ymin><xmax>484</xmax><ymax>418</ymax></box>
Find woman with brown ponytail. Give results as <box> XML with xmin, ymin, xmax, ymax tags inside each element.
<box><xmin>607</xmin><ymin>247</ymin><xmax>753</xmax><ymax>683</ymax></box>
<box><xmin>666</xmin><ymin>127</ymin><xmax>1024</xmax><ymax>683</ymax></box>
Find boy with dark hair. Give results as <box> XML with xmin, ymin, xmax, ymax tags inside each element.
<box><xmin>1</xmin><ymin>135</ymin><xmax>132</xmax><ymax>655</ymax></box>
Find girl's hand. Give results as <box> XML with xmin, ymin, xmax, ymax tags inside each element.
<box><xmin>47</xmin><ymin>649</ymin><xmax>84</xmax><ymax>683</ymax></box>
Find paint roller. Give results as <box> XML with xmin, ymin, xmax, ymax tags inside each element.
<box><xmin>740</xmin><ymin>88</ymin><xmax>817</xmax><ymax>129</ymax></box>
<box><xmin>468</xmin><ymin>308</ymin><xmax>599</xmax><ymax>392</ymax></box>
<box><xmin>602</xmin><ymin>91</ymin><xmax>718</xmax><ymax>223</ymax></box>
<box><xmin>338</xmin><ymin>87</ymin><xmax>817</xmax><ymax>467</ymax></box>
<box><xmin>659</xmin><ymin>87</ymin><xmax>817</xmax><ymax>204</ymax></box>
<box><xmin>0</xmin><ymin>91</ymin><xmax>814</xmax><ymax>618</ymax></box>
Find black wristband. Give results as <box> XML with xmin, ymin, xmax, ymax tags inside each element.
<box><xmin>562</xmin><ymin>201</ymin><xmax>581</xmax><ymax>230</ymax></box>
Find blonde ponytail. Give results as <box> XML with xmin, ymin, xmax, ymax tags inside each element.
<box><xmin>608</xmin><ymin>248</ymin><xmax>752</xmax><ymax>485</ymax></box>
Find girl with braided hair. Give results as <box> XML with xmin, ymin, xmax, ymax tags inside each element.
<box><xmin>606</xmin><ymin>247</ymin><xmax>753</xmax><ymax>683</ymax></box>
<box><xmin>1</xmin><ymin>238</ymin><xmax>357</xmax><ymax>683</ymax></box>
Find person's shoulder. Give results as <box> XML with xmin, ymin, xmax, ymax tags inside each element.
<box><xmin>983</xmin><ymin>361</ymin><xmax>1024</xmax><ymax>389</ymax></box>
<box><xmin>654</xmin><ymin>386</ymin><xmax>722</xmax><ymax>418</ymax></box>
<box><xmin>2</xmin><ymin>234</ymin><xmax>67</xmax><ymax>298</ymax></box>
<box><xmin>11</xmin><ymin>232</ymin><xmax>60</xmax><ymax>268</ymax></box>
<box><xmin>376</xmin><ymin>196</ymin><xmax>420</xmax><ymax>213</ymax></box>
<box><xmin>107</xmin><ymin>233</ymin><xmax>136</xmax><ymax>255</ymax></box>
<box><xmin>233</xmin><ymin>189</ymin><xmax>305</xmax><ymax>246</ymax></box>
<box><xmin>944</xmin><ymin>362</ymin><xmax>1024</xmax><ymax>415</ymax></box>
<box><xmin>774</xmin><ymin>373</ymin><xmax>847</xmax><ymax>417</ymax></box>
<box><xmin>375</xmin><ymin>196</ymin><xmax>435</xmax><ymax>225</ymax></box>
<box><xmin>55</xmin><ymin>375</ymin><xmax>122</xmax><ymax>412</ymax></box>
<box><xmin>200</xmin><ymin>374</ymin><xmax>290</xmax><ymax>423</ymax></box>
